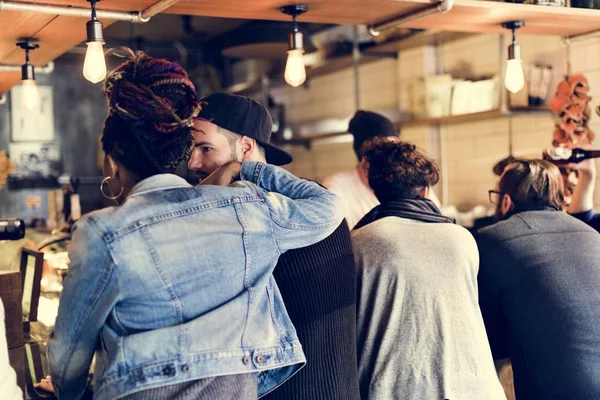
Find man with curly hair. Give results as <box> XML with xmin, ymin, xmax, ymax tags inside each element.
<box><xmin>353</xmin><ymin>138</ymin><xmax>505</xmax><ymax>400</ymax></box>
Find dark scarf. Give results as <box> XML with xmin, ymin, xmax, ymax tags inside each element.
<box><xmin>354</xmin><ymin>197</ymin><xmax>455</xmax><ymax>230</ymax></box>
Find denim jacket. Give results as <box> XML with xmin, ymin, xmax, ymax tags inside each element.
<box><xmin>48</xmin><ymin>161</ymin><xmax>343</xmax><ymax>400</ymax></box>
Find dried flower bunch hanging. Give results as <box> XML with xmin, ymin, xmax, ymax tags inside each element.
<box><xmin>549</xmin><ymin>73</ymin><xmax>595</xmax><ymax>147</ymax></box>
<box><xmin>548</xmin><ymin>73</ymin><xmax>595</xmax><ymax>204</ymax></box>
<box><xmin>0</xmin><ymin>150</ymin><xmax>15</xmax><ymax>190</ymax></box>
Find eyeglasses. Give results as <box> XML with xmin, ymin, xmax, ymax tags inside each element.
<box><xmin>488</xmin><ymin>190</ymin><xmax>505</xmax><ymax>205</ymax></box>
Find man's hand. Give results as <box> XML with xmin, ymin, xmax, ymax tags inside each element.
<box><xmin>200</xmin><ymin>161</ymin><xmax>242</xmax><ymax>186</ymax></box>
<box><xmin>568</xmin><ymin>141</ymin><xmax>597</xmax><ymax>214</ymax></box>
<box><xmin>34</xmin><ymin>376</ymin><xmax>54</xmax><ymax>393</ymax></box>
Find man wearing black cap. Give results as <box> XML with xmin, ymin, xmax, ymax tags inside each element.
<box><xmin>323</xmin><ymin>111</ymin><xmax>400</xmax><ymax>228</ymax></box>
<box><xmin>188</xmin><ymin>92</ymin><xmax>360</xmax><ymax>400</ymax></box>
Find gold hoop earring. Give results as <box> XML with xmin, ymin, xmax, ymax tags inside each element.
<box><xmin>100</xmin><ymin>176</ymin><xmax>124</xmax><ymax>201</ymax></box>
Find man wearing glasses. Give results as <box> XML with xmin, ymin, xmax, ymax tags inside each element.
<box><xmin>477</xmin><ymin>159</ymin><xmax>600</xmax><ymax>399</ymax></box>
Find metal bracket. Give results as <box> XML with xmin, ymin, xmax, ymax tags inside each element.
<box><xmin>367</xmin><ymin>0</ymin><xmax>453</xmax><ymax>37</ymax></box>
<box><xmin>565</xmin><ymin>28</ymin><xmax>600</xmax><ymax>41</ymax></box>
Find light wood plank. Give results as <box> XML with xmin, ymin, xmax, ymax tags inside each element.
<box><xmin>7</xmin><ymin>0</ymin><xmax>600</xmax><ymax>35</ymax></box>
<box><xmin>399</xmin><ymin>0</ymin><xmax>600</xmax><ymax>37</ymax></box>
<box><xmin>0</xmin><ymin>9</ymin><xmax>116</xmax><ymax>94</ymax></box>
<box><xmin>0</xmin><ymin>71</ymin><xmax>20</xmax><ymax>96</ymax></box>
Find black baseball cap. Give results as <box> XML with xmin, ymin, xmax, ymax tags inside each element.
<box><xmin>349</xmin><ymin>110</ymin><xmax>398</xmax><ymax>158</ymax></box>
<box><xmin>197</xmin><ymin>92</ymin><xmax>293</xmax><ymax>166</ymax></box>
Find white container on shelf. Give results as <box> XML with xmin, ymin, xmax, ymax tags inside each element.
<box><xmin>409</xmin><ymin>74</ymin><xmax>454</xmax><ymax>118</ymax></box>
<box><xmin>469</xmin><ymin>76</ymin><xmax>499</xmax><ymax>113</ymax></box>
<box><xmin>450</xmin><ymin>80</ymin><xmax>472</xmax><ymax>115</ymax></box>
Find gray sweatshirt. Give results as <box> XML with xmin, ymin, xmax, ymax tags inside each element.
<box><xmin>353</xmin><ymin>217</ymin><xmax>505</xmax><ymax>400</ymax></box>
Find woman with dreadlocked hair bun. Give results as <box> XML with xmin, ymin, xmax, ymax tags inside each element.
<box><xmin>100</xmin><ymin>51</ymin><xmax>200</xmax><ymax>198</ymax></box>
<box><xmin>43</xmin><ymin>51</ymin><xmax>344</xmax><ymax>400</ymax></box>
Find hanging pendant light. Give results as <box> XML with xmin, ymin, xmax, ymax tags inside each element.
<box><xmin>502</xmin><ymin>20</ymin><xmax>525</xmax><ymax>94</ymax></box>
<box><xmin>83</xmin><ymin>0</ymin><xmax>107</xmax><ymax>83</ymax></box>
<box><xmin>17</xmin><ymin>40</ymin><xmax>40</xmax><ymax>111</ymax></box>
<box><xmin>281</xmin><ymin>4</ymin><xmax>308</xmax><ymax>88</ymax></box>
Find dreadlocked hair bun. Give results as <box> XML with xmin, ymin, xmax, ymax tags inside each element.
<box><xmin>101</xmin><ymin>51</ymin><xmax>201</xmax><ymax>180</ymax></box>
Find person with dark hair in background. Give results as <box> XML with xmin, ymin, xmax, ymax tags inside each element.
<box><xmin>42</xmin><ymin>54</ymin><xmax>343</xmax><ymax>400</ymax></box>
<box><xmin>322</xmin><ymin>111</ymin><xmax>399</xmax><ymax>228</ymax></box>
<box><xmin>478</xmin><ymin>159</ymin><xmax>600</xmax><ymax>399</ymax></box>
<box><xmin>353</xmin><ymin>139</ymin><xmax>504</xmax><ymax>400</ymax></box>
<box><xmin>188</xmin><ymin>92</ymin><xmax>360</xmax><ymax>400</ymax></box>
<box><xmin>323</xmin><ymin>110</ymin><xmax>441</xmax><ymax>228</ymax></box>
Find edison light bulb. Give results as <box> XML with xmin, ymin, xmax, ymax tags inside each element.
<box><xmin>285</xmin><ymin>49</ymin><xmax>306</xmax><ymax>87</ymax></box>
<box><xmin>21</xmin><ymin>79</ymin><xmax>40</xmax><ymax>111</ymax></box>
<box><xmin>83</xmin><ymin>41</ymin><xmax>107</xmax><ymax>84</ymax></box>
<box><xmin>505</xmin><ymin>58</ymin><xmax>525</xmax><ymax>94</ymax></box>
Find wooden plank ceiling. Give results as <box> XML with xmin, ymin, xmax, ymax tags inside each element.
<box><xmin>0</xmin><ymin>0</ymin><xmax>431</xmax><ymax>94</ymax></box>
<box><xmin>2</xmin><ymin>0</ymin><xmax>600</xmax><ymax>93</ymax></box>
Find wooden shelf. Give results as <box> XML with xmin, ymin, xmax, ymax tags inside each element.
<box><xmin>224</xmin><ymin>52</ymin><xmax>395</xmax><ymax>95</ymax></box>
<box><xmin>397</xmin><ymin>106</ymin><xmax>550</xmax><ymax>127</ymax></box>
<box><xmin>167</xmin><ymin>0</ymin><xmax>600</xmax><ymax>37</ymax></box>
<box><xmin>308</xmin><ymin>53</ymin><xmax>394</xmax><ymax>79</ymax></box>
<box><xmin>364</xmin><ymin>31</ymin><xmax>475</xmax><ymax>55</ymax></box>
<box><xmin>398</xmin><ymin>109</ymin><xmax>504</xmax><ymax>128</ymax></box>
<box><xmin>393</xmin><ymin>0</ymin><xmax>600</xmax><ymax>37</ymax></box>
<box><xmin>276</xmin><ymin>106</ymin><xmax>550</xmax><ymax>147</ymax></box>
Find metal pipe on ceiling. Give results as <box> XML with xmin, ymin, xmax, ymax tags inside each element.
<box><xmin>0</xmin><ymin>0</ymin><xmax>182</xmax><ymax>23</ymax></box>
<box><xmin>0</xmin><ymin>61</ymin><xmax>54</xmax><ymax>74</ymax></box>
<box><xmin>367</xmin><ymin>0</ymin><xmax>453</xmax><ymax>36</ymax></box>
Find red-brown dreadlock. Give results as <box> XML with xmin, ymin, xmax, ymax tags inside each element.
<box><xmin>101</xmin><ymin>50</ymin><xmax>201</xmax><ymax>180</ymax></box>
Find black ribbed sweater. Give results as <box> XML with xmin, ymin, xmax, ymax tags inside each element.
<box><xmin>263</xmin><ymin>220</ymin><xmax>360</xmax><ymax>400</ymax></box>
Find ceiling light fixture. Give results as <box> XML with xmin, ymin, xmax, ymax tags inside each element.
<box><xmin>83</xmin><ymin>0</ymin><xmax>107</xmax><ymax>83</ymax></box>
<box><xmin>281</xmin><ymin>4</ymin><xmax>308</xmax><ymax>88</ymax></box>
<box><xmin>502</xmin><ymin>20</ymin><xmax>525</xmax><ymax>94</ymax></box>
<box><xmin>17</xmin><ymin>40</ymin><xmax>40</xmax><ymax>111</ymax></box>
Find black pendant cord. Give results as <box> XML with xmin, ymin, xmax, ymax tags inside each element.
<box><xmin>16</xmin><ymin>40</ymin><xmax>39</xmax><ymax>80</ymax></box>
<box><xmin>90</xmin><ymin>0</ymin><xmax>98</xmax><ymax>21</ymax></box>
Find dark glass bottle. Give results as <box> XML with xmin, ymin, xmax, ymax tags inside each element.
<box><xmin>543</xmin><ymin>147</ymin><xmax>600</xmax><ymax>164</ymax></box>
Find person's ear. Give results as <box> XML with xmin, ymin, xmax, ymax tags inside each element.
<box><xmin>103</xmin><ymin>154</ymin><xmax>118</xmax><ymax>178</ymax></box>
<box><xmin>240</xmin><ymin>137</ymin><xmax>256</xmax><ymax>161</ymax></box>
<box><xmin>501</xmin><ymin>193</ymin><xmax>513</xmax><ymax>215</ymax></box>
<box><xmin>104</xmin><ymin>154</ymin><xmax>125</xmax><ymax>185</ymax></box>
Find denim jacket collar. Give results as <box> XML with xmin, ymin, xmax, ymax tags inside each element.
<box><xmin>128</xmin><ymin>174</ymin><xmax>191</xmax><ymax>198</ymax></box>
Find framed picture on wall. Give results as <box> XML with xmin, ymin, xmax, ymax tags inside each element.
<box><xmin>7</xmin><ymin>142</ymin><xmax>62</xmax><ymax>189</ymax></box>
<box><xmin>10</xmin><ymin>85</ymin><xmax>55</xmax><ymax>142</ymax></box>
